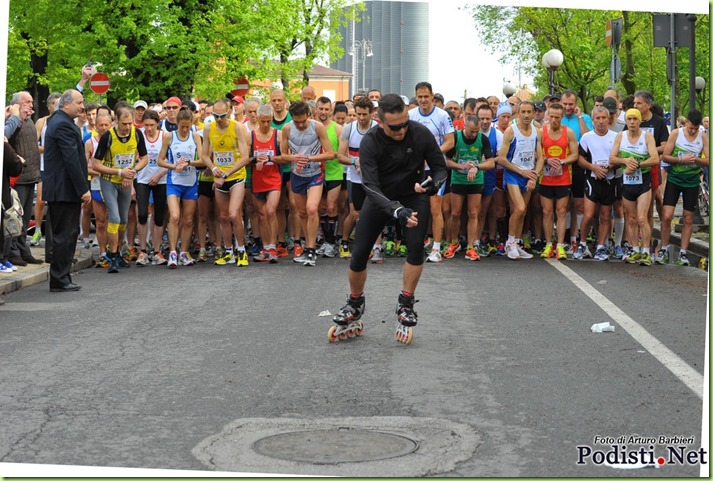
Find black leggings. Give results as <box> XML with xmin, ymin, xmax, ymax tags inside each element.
<box><xmin>135</xmin><ymin>183</ymin><xmax>167</xmax><ymax>227</ymax></box>
<box><xmin>350</xmin><ymin>194</ymin><xmax>430</xmax><ymax>272</ymax></box>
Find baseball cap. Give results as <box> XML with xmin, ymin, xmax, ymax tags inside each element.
<box><xmin>603</xmin><ymin>97</ymin><xmax>618</xmax><ymax>114</ymax></box>
<box><xmin>433</xmin><ymin>93</ymin><xmax>445</xmax><ymax>103</ymax></box>
<box><xmin>232</xmin><ymin>95</ymin><xmax>245</xmax><ymax>104</ymax></box>
<box><xmin>534</xmin><ymin>101</ymin><xmax>546</xmax><ymax>112</ymax></box>
<box><xmin>165</xmin><ymin>96</ymin><xmax>182</xmax><ymax>106</ymax></box>
<box><xmin>549</xmin><ymin>93</ymin><xmax>561</xmax><ymax>101</ymax></box>
<box><xmin>133</xmin><ymin>100</ymin><xmax>148</xmax><ymax>110</ymax></box>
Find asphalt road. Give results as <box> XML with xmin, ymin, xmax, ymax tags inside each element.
<box><xmin>0</xmin><ymin>252</ymin><xmax>708</xmax><ymax>476</ymax></box>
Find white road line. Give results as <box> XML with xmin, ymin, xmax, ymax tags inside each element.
<box><xmin>546</xmin><ymin>259</ymin><xmax>703</xmax><ymax>399</ymax></box>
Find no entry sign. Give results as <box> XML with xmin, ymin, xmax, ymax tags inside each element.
<box><xmin>89</xmin><ymin>73</ymin><xmax>111</xmax><ymax>95</ymax></box>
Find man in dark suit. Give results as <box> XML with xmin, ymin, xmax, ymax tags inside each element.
<box><xmin>42</xmin><ymin>89</ymin><xmax>91</xmax><ymax>292</ymax></box>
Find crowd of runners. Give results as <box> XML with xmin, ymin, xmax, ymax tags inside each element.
<box><xmin>3</xmin><ymin>74</ymin><xmax>709</xmax><ymax>274</ymax></box>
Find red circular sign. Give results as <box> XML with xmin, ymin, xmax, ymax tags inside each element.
<box><xmin>89</xmin><ymin>73</ymin><xmax>111</xmax><ymax>95</ymax></box>
<box><xmin>231</xmin><ymin>77</ymin><xmax>249</xmax><ymax>97</ymax></box>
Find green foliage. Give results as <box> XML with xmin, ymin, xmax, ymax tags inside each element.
<box><xmin>468</xmin><ymin>5</ymin><xmax>709</xmax><ymax>115</ymax></box>
<box><xmin>7</xmin><ymin>0</ymin><xmax>359</xmax><ymax>107</ymax></box>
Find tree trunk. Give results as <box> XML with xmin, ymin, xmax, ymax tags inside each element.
<box><xmin>620</xmin><ymin>11</ymin><xmax>637</xmax><ymax>95</ymax></box>
<box><xmin>21</xmin><ymin>30</ymin><xmax>49</xmax><ymax>120</ymax></box>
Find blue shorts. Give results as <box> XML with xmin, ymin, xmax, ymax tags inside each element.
<box><xmin>167</xmin><ymin>183</ymin><xmax>199</xmax><ymax>200</ymax></box>
<box><xmin>504</xmin><ymin>169</ymin><xmax>529</xmax><ymax>193</ymax></box>
<box><xmin>291</xmin><ymin>172</ymin><xmax>324</xmax><ymax>196</ymax></box>
<box><xmin>91</xmin><ymin>190</ymin><xmax>104</xmax><ymax>204</ymax></box>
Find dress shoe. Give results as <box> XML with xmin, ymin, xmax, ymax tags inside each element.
<box><xmin>23</xmin><ymin>256</ymin><xmax>44</xmax><ymax>265</ymax></box>
<box><xmin>50</xmin><ymin>283</ymin><xmax>81</xmax><ymax>292</ymax></box>
<box><xmin>8</xmin><ymin>256</ymin><xmax>28</xmax><ymax>266</ymax></box>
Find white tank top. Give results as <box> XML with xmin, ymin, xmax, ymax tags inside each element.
<box><xmin>507</xmin><ymin>124</ymin><xmax>537</xmax><ymax>170</ymax></box>
<box><xmin>167</xmin><ymin>131</ymin><xmax>198</xmax><ymax>187</ymax></box>
<box><xmin>288</xmin><ymin>119</ymin><xmax>322</xmax><ymax>177</ymax></box>
<box><xmin>137</xmin><ymin>132</ymin><xmax>166</xmax><ymax>185</ymax></box>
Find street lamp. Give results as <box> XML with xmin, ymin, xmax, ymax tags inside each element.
<box><xmin>695</xmin><ymin>76</ymin><xmax>706</xmax><ymax>111</ymax></box>
<box><xmin>542</xmin><ymin>49</ymin><xmax>564</xmax><ymax>96</ymax></box>
<box><xmin>503</xmin><ymin>82</ymin><xmax>516</xmax><ymax>99</ymax></box>
<box><xmin>349</xmin><ymin>39</ymin><xmax>373</xmax><ymax>97</ymax></box>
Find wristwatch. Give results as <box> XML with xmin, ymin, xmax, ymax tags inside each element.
<box><xmin>222</xmin><ymin>172</ymin><xmax>228</xmax><ymax>179</ymax></box>
<box><xmin>560</xmin><ymin>159</ymin><xmax>565</xmax><ymax>166</ymax></box>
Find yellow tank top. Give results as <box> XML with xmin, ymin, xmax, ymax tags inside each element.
<box><xmin>209</xmin><ymin>119</ymin><xmax>245</xmax><ymax>181</ymax></box>
<box><xmin>102</xmin><ymin>127</ymin><xmax>138</xmax><ymax>184</ymax></box>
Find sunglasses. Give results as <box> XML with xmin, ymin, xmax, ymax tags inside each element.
<box><xmin>165</xmin><ymin>105</ymin><xmax>179</xmax><ymax>110</ymax></box>
<box><xmin>386</xmin><ymin>120</ymin><xmax>409</xmax><ymax>131</ymax></box>
<box><xmin>213</xmin><ymin>112</ymin><xmax>229</xmax><ymax>119</ymax></box>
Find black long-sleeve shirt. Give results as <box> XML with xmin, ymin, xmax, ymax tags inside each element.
<box><xmin>359</xmin><ymin>120</ymin><xmax>447</xmax><ymax>217</ymax></box>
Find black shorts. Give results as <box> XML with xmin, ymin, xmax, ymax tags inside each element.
<box><xmin>539</xmin><ymin>184</ymin><xmax>571</xmax><ymax>199</ymax></box>
<box><xmin>281</xmin><ymin>170</ymin><xmax>291</xmax><ymax>188</ymax></box>
<box><xmin>570</xmin><ymin>168</ymin><xmax>586</xmax><ymax>198</ymax></box>
<box><xmin>348</xmin><ymin>181</ymin><xmax>366</xmax><ymax>211</ymax></box>
<box><xmin>450</xmin><ymin>183</ymin><xmax>484</xmax><ymax>196</ymax></box>
<box><xmin>584</xmin><ymin>177</ymin><xmax>619</xmax><ymax>206</ymax></box>
<box><xmin>216</xmin><ymin>178</ymin><xmax>245</xmax><ymax>194</ymax></box>
<box><xmin>325</xmin><ymin>180</ymin><xmax>342</xmax><ymax>192</ymax></box>
<box><xmin>663</xmin><ymin>180</ymin><xmax>698</xmax><ymax>212</ymax></box>
<box><xmin>443</xmin><ymin>174</ymin><xmax>451</xmax><ymax>194</ymax></box>
<box><xmin>350</xmin><ymin>193</ymin><xmax>430</xmax><ymax>272</ymax></box>
<box><xmin>253</xmin><ymin>189</ymin><xmax>280</xmax><ymax>202</ymax></box>
<box><xmin>198</xmin><ymin>180</ymin><xmax>214</xmax><ymax>199</ymax></box>
<box><xmin>621</xmin><ymin>171</ymin><xmax>652</xmax><ymax>202</ymax></box>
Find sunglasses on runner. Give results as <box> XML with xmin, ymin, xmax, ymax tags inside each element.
<box><xmin>213</xmin><ymin>112</ymin><xmax>229</xmax><ymax>119</ymax></box>
<box><xmin>165</xmin><ymin>105</ymin><xmax>179</xmax><ymax>110</ymax></box>
<box><xmin>386</xmin><ymin>120</ymin><xmax>409</xmax><ymax>131</ymax></box>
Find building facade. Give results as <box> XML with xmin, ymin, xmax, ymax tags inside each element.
<box><xmin>331</xmin><ymin>0</ymin><xmax>429</xmax><ymax>98</ymax></box>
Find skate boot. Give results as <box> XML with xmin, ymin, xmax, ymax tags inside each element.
<box><xmin>328</xmin><ymin>294</ymin><xmax>365</xmax><ymax>342</ymax></box>
<box><xmin>395</xmin><ymin>292</ymin><xmax>418</xmax><ymax>345</ymax></box>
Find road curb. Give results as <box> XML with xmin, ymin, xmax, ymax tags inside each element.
<box><xmin>0</xmin><ymin>247</ymin><xmax>94</xmax><ymax>295</ymax></box>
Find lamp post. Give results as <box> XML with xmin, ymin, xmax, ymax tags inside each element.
<box><xmin>542</xmin><ymin>49</ymin><xmax>564</xmax><ymax>96</ymax></box>
<box><xmin>503</xmin><ymin>82</ymin><xmax>516</xmax><ymax>100</ymax></box>
<box><xmin>349</xmin><ymin>39</ymin><xmax>373</xmax><ymax>97</ymax></box>
<box><xmin>695</xmin><ymin>76</ymin><xmax>706</xmax><ymax>111</ymax></box>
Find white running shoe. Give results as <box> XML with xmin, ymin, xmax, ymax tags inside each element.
<box><xmin>506</xmin><ymin>241</ymin><xmax>520</xmax><ymax>260</ymax></box>
<box><xmin>516</xmin><ymin>245</ymin><xmax>533</xmax><ymax>259</ymax></box>
<box><xmin>426</xmin><ymin>249</ymin><xmax>443</xmax><ymax>263</ymax></box>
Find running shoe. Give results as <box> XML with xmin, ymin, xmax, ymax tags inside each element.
<box><xmin>397</xmin><ymin>244</ymin><xmax>408</xmax><ymax>257</ymax></box>
<box><xmin>339</xmin><ymin>243</ymin><xmax>352</xmax><ymax>259</ymax></box>
<box><xmin>214</xmin><ymin>252</ymin><xmax>235</xmax><ymax>265</ymax></box>
<box><xmin>506</xmin><ymin>241</ymin><xmax>520</xmax><ymax>260</ymax></box>
<box><xmin>303</xmin><ymin>251</ymin><xmax>316</xmax><ymax>266</ymax></box>
<box><xmin>496</xmin><ymin>243</ymin><xmax>506</xmax><ymax>256</ymax></box>
<box><xmin>293</xmin><ymin>251</ymin><xmax>309</xmax><ymax>264</ymax></box>
<box><xmin>268</xmin><ymin>248</ymin><xmax>278</xmax><ymax>264</ymax></box>
<box><xmin>476</xmin><ymin>244</ymin><xmax>490</xmax><ymax>258</ymax></box>
<box><xmin>556</xmin><ymin>244</ymin><xmax>567</xmax><ymax>260</ymax></box>
<box><xmin>594</xmin><ymin>247</ymin><xmax>609</xmax><ymax>261</ymax></box>
<box><xmin>487</xmin><ymin>241</ymin><xmax>497</xmax><ymax>255</ymax></box>
<box><xmin>639</xmin><ymin>252</ymin><xmax>652</xmax><ymax>266</ymax></box>
<box><xmin>276</xmin><ymin>244</ymin><xmax>289</xmax><ymax>258</ymax></box>
<box><xmin>1</xmin><ymin>260</ymin><xmax>17</xmax><ymax>271</ymax></box>
<box><xmin>179</xmin><ymin>252</ymin><xmax>195</xmax><ymax>266</ymax></box>
<box><xmin>293</xmin><ymin>243</ymin><xmax>304</xmax><ymax>258</ymax></box>
<box><xmin>248</xmin><ymin>242</ymin><xmax>263</xmax><ymax>257</ymax></box>
<box><xmin>541</xmin><ymin>244</ymin><xmax>555</xmax><ymax>259</ymax></box>
<box><xmin>30</xmin><ymin>230</ymin><xmax>42</xmax><ymax>246</ymax></box>
<box><xmin>654</xmin><ymin>249</ymin><xmax>669</xmax><ymax>265</ymax></box>
<box><xmin>0</xmin><ymin>264</ymin><xmax>11</xmax><ymax>274</ymax></box>
<box><xmin>323</xmin><ymin>242</ymin><xmax>338</xmax><ymax>258</ymax></box>
<box><xmin>625</xmin><ymin>251</ymin><xmax>641</xmax><ymax>264</ymax></box>
<box><xmin>286</xmin><ymin>237</ymin><xmax>295</xmax><ymax>251</ymax></box>
<box><xmin>384</xmin><ymin>240</ymin><xmax>396</xmax><ymax>256</ymax></box>
<box><xmin>95</xmin><ymin>253</ymin><xmax>111</xmax><ymax>268</ymax></box>
<box><xmin>127</xmin><ymin>246</ymin><xmax>139</xmax><ymax>261</ymax></box>
<box><xmin>677</xmin><ymin>252</ymin><xmax>690</xmax><ymax>266</ymax></box>
<box><xmin>214</xmin><ymin>246</ymin><xmax>226</xmax><ymax>259</ymax></box>
<box><xmin>152</xmin><ymin>251</ymin><xmax>167</xmax><ymax>265</ymax></box>
<box><xmin>423</xmin><ymin>237</ymin><xmax>433</xmax><ymax>252</ymax></box>
<box><xmin>118</xmin><ymin>254</ymin><xmax>131</xmax><ymax>268</ymax></box>
<box><xmin>136</xmin><ymin>251</ymin><xmax>150</xmax><ymax>266</ymax></box>
<box><xmin>167</xmin><ymin>251</ymin><xmax>178</xmax><ymax>268</ymax></box>
<box><xmin>236</xmin><ymin>250</ymin><xmax>249</xmax><ymax>266</ymax></box>
<box><xmin>565</xmin><ymin>241</ymin><xmax>577</xmax><ymax>256</ymax></box>
<box><xmin>443</xmin><ymin>242</ymin><xmax>460</xmax><ymax>259</ymax></box>
<box><xmin>108</xmin><ymin>254</ymin><xmax>119</xmax><ymax>274</ymax></box>
<box><xmin>371</xmin><ymin>248</ymin><xmax>384</xmax><ymax>264</ymax></box>
<box><xmin>197</xmin><ymin>247</ymin><xmax>208</xmax><ymax>262</ymax></box>
<box><xmin>573</xmin><ymin>244</ymin><xmax>592</xmax><ymax>260</ymax></box>
<box><xmin>316</xmin><ymin>242</ymin><xmax>327</xmax><ymax>256</ymax></box>
<box><xmin>613</xmin><ymin>245</ymin><xmax>625</xmax><ymax>260</ymax></box>
<box><xmin>516</xmin><ymin>245</ymin><xmax>533</xmax><ymax>259</ymax></box>
<box><xmin>426</xmin><ymin>249</ymin><xmax>443</xmax><ymax>263</ymax></box>
<box><xmin>253</xmin><ymin>249</ymin><xmax>271</xmax><ymax>262</ymax></box>
<box><xmin>464</xmin><ymin>247</ymin><xmax>480</xmax><ymax>261</ymax></box>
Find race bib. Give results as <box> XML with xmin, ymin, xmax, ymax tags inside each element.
<box><xmin>114</xmin><ymin>153</ymin><xmax>133</xmax><ymax>168</ymax></box>
<box><xmin>148</xmin><ymin>153</ymin><xmax>158</xmax><ymax>166</ymax></box>
<box><xmin>623</xmin><ymin>168</ymin><xmax>643</xmax><ymax>185</ymax></box>
<box><xmin>175</xmin><ymin>152</ymin><xmax>194</xmax><ymax>175</ymax></box>
<box><xmin>543</xmin><ymin>160</ymin><xmax>562</xmax><ymax>177</ymax></box>
<box><xmin>593</xmin><ymin>158</ymin><xmax>609</xmax><ymax>167</ymax></box>
<box><xmin>214</xmin><ymin>151</ymin><xmax>234</xmax><ymax>167</ymax></box>
<box><xmin>514</xmin><ymin>151</ymin><xmax>534</xmax><ymax>170</ymax></box>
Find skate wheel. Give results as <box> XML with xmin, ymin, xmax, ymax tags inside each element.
<box><xmin>404</xmin><ymin>327</ymin><xmax>414</xmax><ymax>345</ymax></box>
<box><xmin>347</xmin><ymin>328</ymin><xmax>356</xmax><ymax>338</ymax></box>
<box><xmin>328</xmin><ymin>326</ymin><xmax>338</xmax><ymax>343</ymax></box>
<box><xmin>338</xmin><ymin>331</ymin><xmax>349</xmax><ymax>341</ymax></box>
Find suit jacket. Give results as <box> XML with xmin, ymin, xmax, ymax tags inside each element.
<box><xmin>42</xmin><ymin>110</ymin><xmax>88</xmax><ymax>203</ymax></box>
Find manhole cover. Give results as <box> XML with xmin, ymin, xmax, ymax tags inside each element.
<box><xmin>252</xmin><ymin>428</ymin><xmax>419</xmax><ymax>464</ymax></box>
